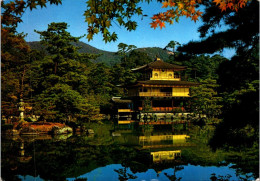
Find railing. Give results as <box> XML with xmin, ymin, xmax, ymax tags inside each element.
<box><xmin>138</xmin><ymin>107</ymin><xmax>184</xmax><ymax>112</ymax></box>
<box><xmin>139</xmin><ymin>92</ymin><xmax>172</xmax><ymax>97</ymax></box>
<box><xmin>118</xmin><ymin>109</ymin><xmax>133</xmax><ymax>112</ymax></box>
<box><xmin>150</xmin><ymin>77</ymin><xmax>181</xmax><ymax>81</ymax></box>
<box><xmin>129</xmin><ymin>92</ymin><xmax>190</xmax><ymax>97</ymax></box>
<box><xmin>118</xmin><ymin>120</ymin><xmax>134</xmax><ymax>124</ymax></box>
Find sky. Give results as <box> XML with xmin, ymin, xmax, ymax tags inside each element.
<box><xmin>16</xmin><ymin>0</ymin><xmax>235</xmax><ymax>58</ymax></box>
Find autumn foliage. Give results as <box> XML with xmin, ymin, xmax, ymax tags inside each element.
<box><xmin>151</xmin><ymin>0</ymin><xmax>250</xmax><ymax>29</ymax></box>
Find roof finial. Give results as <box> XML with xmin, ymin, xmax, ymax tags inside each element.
<box><xmin>155</xmin><ymin>55</ymin><xmax>162</xmax><ymax>61</ymax></box>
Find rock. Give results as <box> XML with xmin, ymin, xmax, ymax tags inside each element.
<box><xmin>112</xmin><ymin>132</ymin><xmax>121</xmax><ymax>137</ymax></box>
<box><xmin>53</xmin><ymin>133</ymin><xmax>73</xmax><ymax>140</ymax></box>
<box><xmin>87</xmin><ymin>129</ymin><xmax>94</xmax><ymax>134</ymax></box>
<box><xmin>52</xmin><ymin>126</ymin><xmax>73</xmax><ymax>135</ymax></box>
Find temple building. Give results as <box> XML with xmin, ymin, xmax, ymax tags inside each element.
<box><xmin>112</xmin><ymin>58</ymin><xmax>199</xmax><ymax>126</ymax></box>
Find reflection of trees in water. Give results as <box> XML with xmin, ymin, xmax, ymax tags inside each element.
<box><xmin>114</xmin><ymin>152</ymin><xmax>138</xmax><ymax>181</ymax></box>
<box><xmin>209</xmin><ymin>90</ymin><xmax>259</xmax><ymax>151</ymax></box>
<box><xmin>74</xmin><ymin>177</ymin><xmax>88</xmax><ymax>181</ymax></box>
<box><xmin>164</xmin><ymin>165</ymin><xmax>184</xmax><ymax>181</ymax></box>
<box><xmin>1</xmin><ymin>125</ymin><xmax>259</xmax><ymax>181</ymax></box>
<box><xmin>210</xmin><ymin>173</ymin><xmax>231</xmax><ymax>181</ymax></box>
<box><xmin>114</xmin><ymin>167</ymin><xmax>137</xmax><ymax>181</ymax></box>
<box><xmin>211</xmin><ymin>173</ymin><xmax>257</xmax><ymax>181</ymax></box>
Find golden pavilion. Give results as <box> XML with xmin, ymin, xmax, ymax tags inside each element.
<box><xmin>112</xmin><ymin>58</ymin><xmax>199</xmax><ymax>125</ymax></box>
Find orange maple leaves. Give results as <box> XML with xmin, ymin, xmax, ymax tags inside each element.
<box><xmin>150</xmin><ymin>0</ymin><xmax>203</xmax><ymax>29</ymax></box>
<box><xmin>213</xmin><ymin>0</ymin><xmax>250</xmax><ymax>12</ymax></box>
<box><xmin>150</xmin><ymin>0</ymin><xmax>250</xmax><ymax>29</ymax></box>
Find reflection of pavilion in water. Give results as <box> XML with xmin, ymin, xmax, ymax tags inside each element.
<box><xmin>151</xmin><ymin>150</ymin><xmax>181</xmax><ymax>163</ymax></box>
<box><xmin>139</xmin><ymin>134</ymin><xmax>194</xmax><ymax>149</ymax></box>
<box><xmin>138</xmin><ymin>134</ymin><xmax>193</xmax><ymax>164</ymax></box>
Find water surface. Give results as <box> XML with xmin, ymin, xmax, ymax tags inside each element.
<box><xmin>1</xmin><ymin>124</ymin><xmax>258</xmax><ymax>181</ymax></box>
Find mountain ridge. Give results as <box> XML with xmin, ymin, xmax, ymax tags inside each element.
<box><xmin>27</xmin><ymin>41</ymin><xmax>170</xmax><ymax>66</ymax></box>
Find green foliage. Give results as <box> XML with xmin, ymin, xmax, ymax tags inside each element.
<box><xmin>117</xmin><ymin>43</ymin><xmax>137</xmax><ymax>56</ymax></box>
<box><xmin>116</xmin><ymin>43</ymin><xmax>137</xmax><ymax>67</ymax></box>
<box><xmin>1</xmin><ymin>0</ymin><xmax>61</xmax><ymax>31</ymax></box>
<box><xmin>209</xmin><ymin>83</ymin><xmax>259</xmax><ymax>150</ymax></box>
<box><xmin>169</xmin><ymin>5</ymin><xmax>259</xmax><ymax>150</ymax></box>
<box><xmin>34</xmin><ymin>84</ymin><xmax>99</xmax><ymax>122</ymax></box>
<box><xmin>184</xmin><ymin>54</ymin><xmax>227</xmax><ymax>81</ymax></box>
<box><xmin>165</xmin><ymin>40</ymin><xmax>180</xmax><ymax>53</ymax></box>
<box><xmin>122</xmin><ymin>50</ymin><xmax>152</xmax><ymax>69</ymax></box>
<box><xmin>34</xmin><ymin>22</ymin><xmax>83</xmax><ymax>64</ymax></box>
<box><xmin>1</xmin><ymin>10</ymin><xmax>33</xmax><ymax>119</ymax></box>
<box><xmin>167</xmin><ymin>52</ymin><xmax>227</xmax><ymax>81</ymax></box>
<box><xmin>88</xmin><ymin>63</ymin><xmax>113</xmax><ymax>95</ymax></box>
<box><xmin>217</xmin><ymin>47</ymin><xmax>259</xmax><ymax>93</ymax></box>
<box><xmin>209</xmin><ymin>37</ymin><xmax>259</xmax><ymax>150</ymax></box>
<box><xmin>190</xmin><ymin>79</ymin><xmax>222</xmax><ymax>119</ymax></box>
<box><xmin>178</xmin><ymin>0</ymin><xmax>259</xmax><ymax>54</ymax></box>
<box><xmin>31</xmin><ymin>22</ymin><xmax>100</xmax><ymax>123</ymax></box>
<box><xmin>110</xmin><ymin>64</ymin><xmax>137</xmax><ymax>96</ymax></box>
<box><xmin>84</xmin><ymin>0</ymin><xmax>145</xmax><ymax>42</ymax></box>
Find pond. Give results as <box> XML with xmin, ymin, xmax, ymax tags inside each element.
<box><xmin>1</xmin><ymin>123</ymin><xmax>259</xmax><ymax>181</ymax></box>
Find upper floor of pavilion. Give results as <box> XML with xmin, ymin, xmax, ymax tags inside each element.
<box><xmin>131</xmin><ymin>57</ymin><xmax>186</xmax><ymax>81</ymax></box>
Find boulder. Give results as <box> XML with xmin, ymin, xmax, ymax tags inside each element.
<box><xmin>87</xmin><ymin>129</ymin><xmax>94</xmax><ymax>134</ymax></box>
<box><xmin>112</xmin><ymin>132</ymin><xmax>121</xmax><ymax>137</ymax></box>
<box><xmin>52</xmin><ymin>126</ymin><xmax>73</xmax><ymax>135</ymax></box>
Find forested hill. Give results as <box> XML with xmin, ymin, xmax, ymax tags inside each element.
<box><xmin>27</xmin><ymin>41</ymin><xmax>170</xmax><ymax>66</ymax></box>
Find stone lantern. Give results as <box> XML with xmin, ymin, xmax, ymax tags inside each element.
<box><xmin>18</xmin><ymin>99</ymin><xmax>25</xmax><ymax>121</ymax></box>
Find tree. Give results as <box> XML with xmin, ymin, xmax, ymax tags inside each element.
<box><xmin>182</xmin><ymin>54</ymin><xmax>227</xmax><ymax>81</ymax></box>
<box><xmin>34</xmin><ymin>84</ymin><xmax>99</xmax><ymax>123</ymax></box>
<box><xmin>209</xmin><ymin>85</ymin><xmax>259</xmax><ymax>150</ymax></box>
<box><xmin>1</xmin><ymin>29</ymin><xmax>31</xmax><ymax>121</ymax></box>
<box><xmin>110</xmin><ymin>64</ymin><xmax>137</xmax><ymax>96</ymax></box>
<box><xmin>116</xmin><ymin>43</ymin><xmax>137</xmax><ymax>67</ymax></box>
<box><xmin>32</xmin><ymin>22</ymin><xmax>99</xmax><ymax>123</ymax></box>
<box><xmin>165</xmin><ymin>40</ymin><xmax>180</xmax><ymax>54</ymax></box>
<box><xmin>166</xmin><ymin>49</ymin><xmax>228</xmax><ymax>81</ymax></box>
<box><xmin>88</xmin><ymin>63</ymin><xmax>112</xmax><ymax>95</ymax></box>
<box><xmin>34</xmin><ymin>22</ymin><xmax>85</xmax><ymax>75</ymax></box>
<box><xmin>1</xmin><ymin>0</ymin><xmax>62</xmax><ymax>121</ymax></box>
<box><xmin>1</xmin><ymin>0</ymin><xmax>62</xmax><ymax>31</ymax></box>
<box><xmin>1</xmin><ymin>7</ymin><xmax>31</xmax><ymax>120</ymax></box>
<box><xmin>84</xmin><ymin>0</ymin><xmax>251</xmax><ymax>42</ymax></box>
<box><xmin>190</xmin><ymin>79</ymin><xmax>222</xmax><ymax>120</ymax></box>
<box><xmin>174</xmin><ymin>0</ymin><xmax>259</xmax><ymax>150</ymax></box>
<box><xmin>217</xmin><ymin>47</ymin><xmax>259</xmax><ymax>93</ymax></box>
<box><xmin>122</xmin><ymin>50</ymin><xmax>152</xmax><ymax>69</ymax></box>
<box><xmin>178</xmin><ymin>0</ymin><xmax>259</xmax><ymax>55</ymax></box>
<box><xmin>2</xmin><ymin>0</ymin><xmax>251</xmax><ymax>43</ymax></box>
